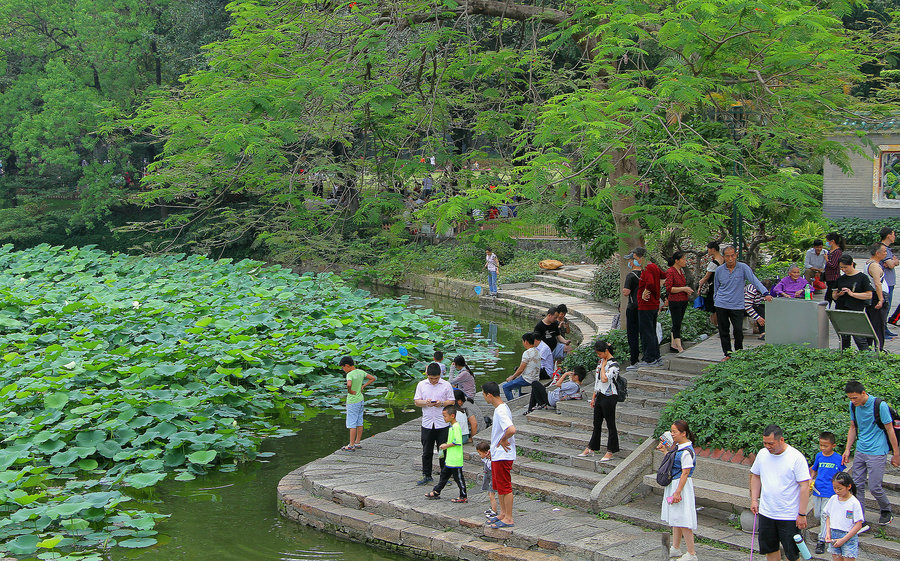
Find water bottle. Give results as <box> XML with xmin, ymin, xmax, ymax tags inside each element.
<box><xmin>804</xmin><ymin>286</ymin><xmax>811</xmax><ymax>300</ymax></box>
<box><xmin>794</xmin><ymin>534</ymin><xmax>812</xmax><ymax>560</ymax></box>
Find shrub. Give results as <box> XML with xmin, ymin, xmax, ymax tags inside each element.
<box><xmin>755</xmin><ymin>261</ymin><xmax>795</xmax><ymax>283</ymax></box>
<box><xmin>590</xmin><ymin>255</ymin><xmax>622</xmax><ymax>301</ymax></box>
<box><xmin>656</xmin><ymin>345</ymin><xmax>900</xmax><ymax>456</ymax></box>
<box><xmin>658</xmin><ymin>306</ymin><xmax>716</xmax><ymax>343</ymax></box>
<box><xmin>830</xmin><ymin>217</ymin><xmax>900</xmax><ymax>246</ymax></box>
<box><xmin>561</xmin><ymin>329</ymin><xmax>630</xmax><ymax>371</ymax></box>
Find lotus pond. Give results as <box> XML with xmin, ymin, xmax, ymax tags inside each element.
<box><xmin>0</xmin><ymin>245</ymin><xmax>537</xmax><ymax>560</ymax></box>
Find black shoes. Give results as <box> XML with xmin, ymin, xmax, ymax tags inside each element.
<box><xmin>416</xmin><ymin>476</ymin><xmax>433</xmax><ymax>486</ymax></box>
<box><xmin>878</xmin><ymin>510</ymin><xmax>893</xmax><ymax>525</ymax></box>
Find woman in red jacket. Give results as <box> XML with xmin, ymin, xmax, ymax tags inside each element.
<box><xmin>665</xmin><ymin>251</ymin><xmax>694</xmax><ymax>353</ymax></box>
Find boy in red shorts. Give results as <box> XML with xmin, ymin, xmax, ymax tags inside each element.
<box><xmin>481</xmin><ymin>381</ymin><xmax>517</xmax><ymax>528</ymax></box>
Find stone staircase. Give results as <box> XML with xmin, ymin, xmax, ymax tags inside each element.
<box><xmin>468</xmin><ymin>338</ymin><xmax>900</xmax><ymax>560</ymax></box>
<box><xmin>489</xmin><ymin>266</ymin><xmax>616</xmax><ymax>340</ymax></box>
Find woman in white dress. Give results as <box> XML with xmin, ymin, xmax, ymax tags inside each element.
<box><xmin>657</xmin><ymin>419</ymin><xmax>698</xmax><ymax>561</ymax></box>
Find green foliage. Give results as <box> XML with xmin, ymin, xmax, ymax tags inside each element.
<box><xmin>659</xmin><ymin>307</ymin><xmax>717</xmax><ymax>343</ymax></box>
<box><xmin>0</xmin><ymin>244</ymin><xmax>469</xmax><ymax>558</ymax></box>
<box><xmin>830</xmin><ymin>217</ymin><xmax>900</xmax><ymax>246</ymax></box>
<box><xmin>561</xmin><ymin>329</ymin><xmax>629</xmax><ymax>371</ymax></box>
<box><xmin>590</xmin><ymin>256</ymin><xmax>623</xmax><ymax>301</ymax></box>
<box><xmin>755</xmin><ymin>261</ymin><xmax>796</xmax><ymax>283</ymax></box>
<box><xmin>657</xmin><ymin>345</ymin><xmax>900</xmax><ymax>455</ymax></box>
<box><xmin>554</xmin><ymin>205</ymin><xmax>617</xmax><ymax>262</ymax></box>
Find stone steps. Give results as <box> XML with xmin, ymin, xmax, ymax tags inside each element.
<box><xmin>528</xmin><ymin>281</ymin><xmax>594</xmax><ymax>300</ymax></box>
<box><xmin>629</xmin><ymin>366</ymin><xmax>700</xmax><ymax>386</ymax></box>
<box><xmin>608</xmin><ymin>494</ymin><xmax>900</xmax><ymax>561</ymax></box>
<box><xmin>459</xmin><ymin>466</ymin><xmax>595</xmax><ymax>511</ymax></box>
<box><xmin>557</xmin><ymin>395</ymin><xmax>670</xmax><ymax>415</ymax></box>
<box><xmin>471</xmin><ymin>431</ymin><xmax>628</xmax><ymax>475</ymax></box>
<box><xmin>533</xmin><ymin>273</ymin><xmax>591</xmax><ymax>290</ymax></box>
<box><xmin>538</xmin><ymin>268</ymin><xmax>596</xmax><ymax>284</ymax></box>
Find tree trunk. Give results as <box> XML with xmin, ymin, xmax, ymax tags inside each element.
<box><xmin>609</xmin><ymin>146</ymin><xmax>644</xmax><ymax>326</ymax></box>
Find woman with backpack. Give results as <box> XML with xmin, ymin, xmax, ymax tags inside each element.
<box><xmin>656</xmin><ymin>419</ymin><xmax>697</xmax><ymax>561</ymax></box>
<box><xmin>577</xmin><ymin>340</ymin><xmax>619</xmax><ymax>461</ymax></box>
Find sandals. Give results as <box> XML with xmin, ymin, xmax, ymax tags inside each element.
<box><xmin>340</xmin><ymin>445</ymin><xmax>355</xmax><ymax>451</ymax></box>
<box><xmin>489</xmin><ymin>520</ymin><xmax>514</xmax><ymax>529</ymax></box>
<box><xmin>451</xmin><ymin>497</ymin><xmax>467</xmax><ymax>503</ymax></box>
<box><xmin>425</xmin><ymin>492</ymin><xmax>440</xmax><ymax>499</ymax></box>
<box><xmin>577</xmin><ymin>450</ymin><xmax>594</xmax><ymax>457</ymax></box>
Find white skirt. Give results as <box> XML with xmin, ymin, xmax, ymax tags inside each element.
<box><xmin>661</xmin><ymin>477</ymin><xmax>697</xmax><ymax>530</ymax></box>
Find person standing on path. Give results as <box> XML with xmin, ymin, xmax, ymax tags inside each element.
<box><xmin>341</xmin><ymin>356</ymin><xmax>376</xmax><ymax>451</ymax></box>
<box><xmin>658</xmin><ymin>419</ymin><xmax>698</xmax><ymax>561</ymax></box>
<box><xmin>696</xmin><ymin>241</ymin><xmax>724</xmax><ymax>328</ymax></box>
<box><xmin>749</xmin><ymin>424</ymin><xmax>811</xmax><ymax>561</ymax></box>
<box><xmin>484</xmin><ymin>248</ymin><xmax>500</xmax><ymax>297</ymax></box>
<box><xmin>713</xmin><ymin>246</ymin><xmax>772</xmax><ymax>358</ymax></box>
<box><xmin>803</xmin><ymin>239</ymin><xmax>827</xmax><ymax>285</ymax></box>
<box><xmin>832</xmin><ymin>255</ymin><xmax>876</xmax><ymax>351</ymax></box>
<box><xmin>622</xmin><ymin>254</ymin><xmax>643</xmax><ymax>365</ymax></box>
<box><xmin>824</xmin><ymin>232</ymin><xmax>845</xmax><ymax>307</ymax></box>
<box><xmin>579</xmin><ymin>340</ymin><xmax>619</xmax><ymax>461</ymax></box>
<box><xmin>843</xmin><ymin>380</ymin><xmax>900</xmax><ymax>525</ymax></box>
<box><xmin>879</xmin><ymin>227</ymin><xmax>899</xmax><ymax>335</ymax></box>
<box><xmin>665</xmin><ymin>251</ymin><xmax>693</xmax><ymax>353</ymax></box>
<box><xmin>865</xmin><ymin>243</ymin><xmax>888</xmax><ymax>351</ymax></box>
<box><xmin>629</xmin><ymin>247</ymin><xmax>665</xmax><ymax>370</ymax></box>
<box><xmin>482</xmin><ymin>381</ymin><xmax>517</xmax><ymax>529</ymax></box>
<box><xmin>413</xmin><ymin>363</ymin><xmax>455</xmax><ymax>486</ymax></box>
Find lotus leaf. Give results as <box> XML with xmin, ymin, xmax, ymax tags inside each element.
<box><xmin>0</xmin><ymin>245</ymin><xmax>480</xmax><ymax>556</ymax></box>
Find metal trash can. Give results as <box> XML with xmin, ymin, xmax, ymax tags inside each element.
<box><xmin>765</xmin><ymin>299</ymin><xmax>829</xmax><ymax>349</ymax></box>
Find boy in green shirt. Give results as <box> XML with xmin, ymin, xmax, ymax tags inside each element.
<box><xmin>340</xmin><ymin>356</ymin><xmax>376</xmax><ymax>452</ymax></box>
<box><xmin>424</xmin><ymin>405</ymin><xmax>467</xmax><ymax>502</ymax></box>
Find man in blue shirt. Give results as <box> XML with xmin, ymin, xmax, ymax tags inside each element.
<box><xmin>843</xmin><ymin>380</ymin><xmax>900</xmax><ymax>525</ymax></box>
<box><xmin>713</xmin><ymin>246</ymin><xmax>772</xmax><ymax>358</ymax></box>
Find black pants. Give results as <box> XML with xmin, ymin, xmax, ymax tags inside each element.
<box><xmin>715</xmin><ymin>307</ymin><xmax>744</xmax><ymax>356</ymax></box>
<box><xmin>588</xmin><ymin>393</ymin><xmax>619</xmax><ymax>453</ymax></box>
<box><xmin>421</xmin><ymin>425</ymin><xmax>449</xmax><ymax>477</ymax></box>
<box><xmin>527</xmin><ymin>381</ymin><xmax>550</xmax><ymax>412</ymax></box>
<box><xmin>432</xmin><ymin>466</ymin><xmax>466</xmax><ymax>498</ymax></box>
<box><xmin>625</xmin><ymin>306</ymin><xmax>640</xmax><ymax>364</ymax></box>
<box><xmin>637</xmin><ymin>309</ymin><xmax>660</xmax><ymax>363</ymax></box>
<box><xmin>838</xmin><ymin>307</ymin><xmax>878</xmax><ymax>351</ymax></box>
<box><xmin>669</xmin><ymin>301</ymin><xmax>688</xmax><ymax>339</ymax></box>
<box><xmin>750</xmin><ymin>304</ymin><xmax>765</xmax><ymax>333</ymax></box>
<box><xmin>870</xmin><ymin>305</ymin><xmax>885</xmax><ymax>351</ymax></box>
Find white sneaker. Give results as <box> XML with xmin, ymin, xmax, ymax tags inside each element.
<box><xmin>676</xmin><ymin>553</ymin><xmax>698</xmax><ymax>561</ymax></box>
<box><xmin>668</xmin><ymin>547</ymin><xmax>682</xmax><ymax>560</ymax></box>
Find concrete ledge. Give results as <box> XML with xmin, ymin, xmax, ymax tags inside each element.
<box><xmin>590</xmin><ymin>436</ymin><xmax>656</xmax><ymax>510</ymax></box>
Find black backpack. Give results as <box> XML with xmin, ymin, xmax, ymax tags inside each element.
<box><xmin>851</xmin><ymin>397</ymin><xmax>900</xmax><ymax>447</ymax></box>
<box><xmin>657</xmin><ymin>446</ymin><xmax>695</xmax><ymax>487</ymax></box>
<box><xmin>613</xmin><ymin>371</ymin><xmax>627</xmax><ymax>403</ymax></box>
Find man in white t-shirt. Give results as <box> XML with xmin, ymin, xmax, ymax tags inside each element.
<box><xmin>502</xmin><ymin>332</ymin><xmax>541</xmax><ymax>401</ymax></box>
<box><xmin>482</xmin><ymin>381</ymin><xmax>516</xmax><ymax>529</ymax></box>
<box><xmin>749</xmin><ymin>425</ymin><xmax>811</xmax><ymax>561</ymax></box>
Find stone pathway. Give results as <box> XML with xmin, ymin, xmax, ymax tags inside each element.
<box><xmin>279</xmin><ymin>266</ymin><xmax>900</xmax><ymax>560</ymax></box>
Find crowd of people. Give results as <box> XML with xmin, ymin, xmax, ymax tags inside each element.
<box><xmin>329</xmin><ymin>226</ymin><xmax>900</xmax><ymax>558</ymax></box>
<box><xmin>621</xmin><ymin>227</ymin><xmax>900</xmax><ymax>362</ymax></box>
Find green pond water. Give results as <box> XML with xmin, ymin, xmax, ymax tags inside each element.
<box><xmin>109</xmin><ymin>290</ymin><xmax>545</xmax><ymax>561</ymax></box>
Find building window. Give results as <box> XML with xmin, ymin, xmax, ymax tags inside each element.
<box><xmin>873</xmin><ymin>145</ymin><xmax>900</xmax><ymax>207</ymax></box>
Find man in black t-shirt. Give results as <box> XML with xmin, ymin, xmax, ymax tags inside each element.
<box><xmin>534</xmin><ymin>307</ymin><xmax>569</xmax><ymax>362</ymax></box>
<box><xmin>622</xmin><ymin>256</ymin><xmax>643</xmax><ymax>365</ymax></box>
<box><xmin>833</xmin><ymin>255</ymin><xmax>875</xmax><ymax>350</ymax></box>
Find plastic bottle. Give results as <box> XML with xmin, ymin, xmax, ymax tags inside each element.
<box><xmin>794</xmin><ymin>534</ymin><xmax>812</xmax><ymax>560</ymax></box>
<box><xmin>804</xmin><ymin>286</ymin><xmax>811</xmax><ymax>300</ymax></box>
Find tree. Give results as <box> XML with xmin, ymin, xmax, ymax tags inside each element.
<box><xmin>124</xmin><ymin>0</ymin><xmax>883</xmax><ymax>299</ymax></box>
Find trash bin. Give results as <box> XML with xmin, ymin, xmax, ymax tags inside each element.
<box><xmin>765</xmin><ymin>298</ymin><xmax>829</xmax><ymax>349</ymax></box>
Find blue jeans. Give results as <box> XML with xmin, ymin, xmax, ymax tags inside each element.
<box><xmin>502</xmin><ymin>376</ymin><xmax>530</xmax><ymax>401</ymax></box>
<box><xmin>487</xmin><ymin>271</ymin><xmax>498</xmax><ymax>295</ymax></box>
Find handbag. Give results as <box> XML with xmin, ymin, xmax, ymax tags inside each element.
<box><xmin>693</xmin><ymin>295</ymin><xmax>705</xmax><ymax>309</ymax></box>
